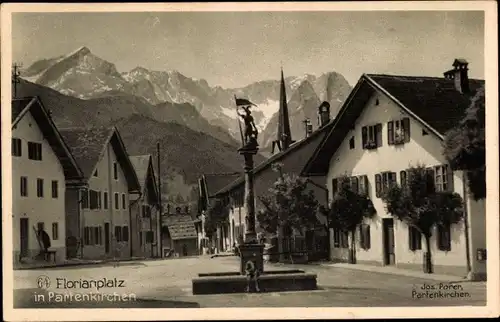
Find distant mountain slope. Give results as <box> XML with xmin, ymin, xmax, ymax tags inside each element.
<box><xmin>21</xmin><ymin>47</ymin><xmax>352</xmax><ymax>147</ymax></box>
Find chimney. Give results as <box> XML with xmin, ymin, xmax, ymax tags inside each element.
<box><xmin>302</xmin><ymin>118</ymin><xmax>313</xmax><ymax>138</ymax></box>
<box><xmin>444</xmin><ymin>59</ymin><xmax>470</xmax><ymax>94</ymax></box>
<box><xmin>317</xmin><ymin>101</ymin><xmax>331</xmax><ymax>127</ymax></box>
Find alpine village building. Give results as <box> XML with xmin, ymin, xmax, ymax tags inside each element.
<box><xmin>203</xmin><ymin>69</ymin><xmax>333</xmax><ymax>262</ymax></box>
<box><xmin>302</xmin><ymin>59</ymin><xmax>486</xmax><ymax>280</ymax></box>
<box><xmin>59</xmin><ymin>127</ymin><xmax>141</xmax><ymax>260</ymax></box>
<box><xmin>129</xmin><ymin>154</ymin><xmax>161</xmax><ymax>258</ymax></box>
<box><xmin>12</xmin><ymin>97</ymin><xmax>84</xmax><ymax>265</ymax></box>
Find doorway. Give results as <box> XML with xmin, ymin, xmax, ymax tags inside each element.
<box><xmin>20</xmin><ymin>218</ymin><xmax>29</xmax><ymax>258</ymax></box>
<box><xmin>104</xmin><ymin>223</ymin><xmax>110</xmax><ymax>253</ymax></box>
<box><xmin>382</xmin><ymin>218</ymin><xmax>395</xmax><ymax>265</ymax></box>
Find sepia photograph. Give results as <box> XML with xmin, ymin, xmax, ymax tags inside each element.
<box><xmin>1</xmin><ymin>2</ymin><xmax>498</xmax><ymax>321</ymax></box>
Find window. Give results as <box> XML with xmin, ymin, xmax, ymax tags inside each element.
<box><xmin>359</xmin><ymin>224</ymin><xmax>371</xmax><ymax>250</ymax></box>
<box><xmin>93</xmin><ymin>227</ymin><xmax>99</xmax><ymax>245</ymax></box>
<box><xmin>146</xmin><ymin>231</ymin><xmax>154</xmax><ymax>243</ymax></box>
<box><xmin>358</xmin><ymin>175</ymin><xmax>369</xmax><ymax>196</ymax></box>
<box><xmin>349</xmin><ymin>136</ymin><xmax>355</xmax><ymax>150</ymax></box>
<box><xmin>89</xmin><ymin>190</ymin><xmax>99</xmax><ymax>209</ymax></box>
<box><xmin>375</xmin><ymin>172</ymin><xmax>396</xmax><ymax>197</ymax></box>
<box><xmin>350</xmin><ymin>176</ymin><xmax>359</xmax><ymax>193</ymax></box>
<box><xmin>139</xmin><ymin>232</ymin><xmax>143</xmax><ymax>246</ymax></box>
<box><xmin>51</xmin><ymin>180</ymin><xmax>58</xmax><ymax>198</ymax></box>
<box><xmin>333</xmin><ymin>228</ymin><xmax>349</xmax><ymax>248</ymax></box>
<box><xmin>82</xmin><ymin>190</ymin><xmax>89</xmax><ymax>209</ymax></box>
<box><xmin>437</xmin><ymin>224</ymin><xmax>451</xmax><ymax>251</ymax></box>
<box><xmin>37</xmin><ymin>178</ymin><xmax>44</xmax><ymax>197</ymax></box>
<box><xmin>20</xmin><ymin>176</ymin><xmax>28</xmax><ymax>196</ymax></box>
<box><xmin>52</xmin><ymin>223</ymin><xmax>59</xmax><ymax>240</ymax></box>
<box><xmin>122</xmin><ymin>193</ymin><xmax>126</xmax><ymax>209</ymax></box>
<box><xmin>114</xmin><ymin>193</ymin><xmax>119</xmax><ymax>210</ymax></box>
<box><xmin>434</xmin><ymin>165</ymin><xmax>452</xmax><ymax>192</ymax></box>
<box><xmin>103</xmin><ymin>192</ymin><xmax>108</xmax><ymax>209</ymax></box>
<box><xmin>98</xmin><ymin>226</ymin><xmax>103</xmax><ymax>245</ymax></box>
<box><xmin>142</xmin><ymin>205</ymin><xmax>151</xmax><ymax>218</ymax></box>
<box><xmin>422</xmin><ymin>129</ymin><xmax>429</xmax><ymax>136</ymax></box>
<box><xmin>93</xmin><ymin>169</ymin><xmax>98</xmax><ymax>177</ymax></box>
<box><xmin>113</xmin><ymin>162</ymin><xmax>118</xmax><ymax>180</ymax></box>
<box><xmin>375</xmin><ymin>98</ymin><xmax>380</xmax><ymax>106</ymax></box>
<box><xmin>122</xmin><ymin>226</ymin><xmax>129</xmax><ymax>242</ymax></box>
<box><xmin>12</xmin><ymin>138</ymin><xmax>22</xmax><ymax>156</ymax></box>
<box><xmin>115</xmin><ymin>226</ymin><xmax>122</xmax><ymax>242</ymax></box>
<box><xmin>28</xmin><ymin>142</ymin><xmax>42</xmax><ymax>160</ymax></box>
<box><xmin>408</xmin><ymin>226</ymin><xmax>422</xmax><ymax>251</ymax></box>
<box><xmin>388</xmin><ymin>117</ymin><xmax>410</xmax><ymax>145</ymax></box>
<box><xmin>361</xmin><ymin>124</ymin><xmax>382</xmax><ymax>149</ymax></box>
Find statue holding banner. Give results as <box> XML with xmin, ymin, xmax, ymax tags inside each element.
<box><xmin>234</xmin><ymin>97</ymin><xmax>259</xmax><ymax>149</ymax></box>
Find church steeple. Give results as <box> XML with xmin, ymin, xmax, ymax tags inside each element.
<box><xmin>272</xmin><ymin>67</ymin><xmax>293</xmax><ymax>153</ymax></box>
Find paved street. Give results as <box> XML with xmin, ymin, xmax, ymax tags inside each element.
<box><xmin>13</xmin><ymin>256</ymin><xmax>486</xmax><ymax>308</ymax></box>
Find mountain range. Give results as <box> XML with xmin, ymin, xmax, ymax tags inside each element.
<box><xmin>21</xmin><ymin>46</ymin><xmax>352</xmax><ymax>149</ymax></box>
<box><xmin>18</xmin><ymin>47</ymin><xmax>352</xmax><ymax>203</ymax></box>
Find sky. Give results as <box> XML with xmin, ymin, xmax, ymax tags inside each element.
<box><xmin>12</xmin><ymin>11</ymin><xmax>484</xmax><ymax>88</ymax></box>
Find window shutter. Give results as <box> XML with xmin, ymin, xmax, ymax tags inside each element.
<box><xmin>361</xmin><ymin>126</ymin><xmax>368</xmax><ymax>148</ymax></box>
<box><xmin>351</xmin><ymin>176</ymin><xmax>359</xmax><ymax>193</ymax></box>
<box><xmin>93</xmin><ymin>227</ymin><xmax>99</xmax><ymax>245</ymax></box>
<box><xmin>390</xmin><ymin>172</ymin><xmax>397</xmax><ymax>188</ymax></box>
<box><xmin>409</xmin><ymin>226</ymin><xmax>415</xmax><ymax>251</ymax></box>
<box><xmin>426</xmin><ymin>168</ymin><xmax>436</xmax><ymax>193</ymax></box>
<box><xmin>123</xmin><ymin>226</ymin><xmax>129</xmax><ymax>242</ymax></box>
<box><xmin>82</xmin><ymin>190</ymin><xmax>89</xmax><ymax>209</ymax></box>
<box><xmin>359</xmin><ymin>225</ymin><xmax>364</xmax><ymax>248</ymax></box>
<box><xmin>402</xmin><ymin>117</ymin><xmax>411</xmax><ymax>143</ymax></box>
<box><xmin>358</xmin><ymin>176</ymin><xmax>366</xmax><ymax>196</ymax></box>
<box><xmin>400</xmin><ymin>170</ymin><xmax>407</xmax><ymax>187</ymax></box>
<box><xmin>375</xmin><ymin>123</ymin><xmax>383</xmax><ymax>147</ymax></box>
<box><xmin>375</xmin><ymin>174</ymin><xmax>382</xmax><ymax>197</ymax></box>
<box><xmin>333</xmin><ymin>229</ymin><xmax>340</xmax><ymax>248</ymax></box>
<box><xmin>388</xmin><ymin>121</ymin><xmax>394</xmax><ymax>145</ymax></box>
<box><xmin>332</xmin><ymin>178</ymin><xmax>338</xmax><ymax>198</ymax></box>
<box><xmin>446</xmin><ymin>165</ymin><xmax>454</xmax><ymax>192</ymax></box>
<box><xmin>99</xmin><ymin>226</ymin><xmax>103</xmax><ymax>245</ymax></box>
<box><xmin>366</xmin><ymin>225</ymin><xmax>371</xmax><ymax>249</ymax></box>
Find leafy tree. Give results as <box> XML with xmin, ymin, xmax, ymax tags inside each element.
<box><xmin>443</xmin><ymin>86</ymin><xmax>485</xmax><ymax>200</ymax></box>
<box><xmin>256</xmin><ymin>163</ymin><xmax>319</xmax><ymax>261</ymax></box>
<box><xmin>320</xmin><ymin>175</ymin><xmax>376</xmax><ymax>264</ymax></box>
<box><xmin>381</xmin><ymin>165</ymin><xmax>465</xmax><ymax>273</ymax></box>
<box><xmin>203</xmin><ymin>198</ymin><xmax>230</xmax><ymax>247</ymax></box>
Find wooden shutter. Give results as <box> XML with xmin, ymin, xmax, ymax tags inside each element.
<box><xmin>409</xmin><ymin>226</ymin><xmax>415</xmax><ymax>251</ymax></box>
<box><xmin>375</xmin><ymin>174</ymin><xmax>382</xmax><ymax>197</ymax></box>
<box><xmin>359</xmin><ymin>225</ymin><xmax>365</xmax><ymax>249</ymax></box>
<box><xmin>82</xmin><ymin>190</ymin><xmax>89</xmax><ymax>209</ymax></box>
<box><xmin>446</xmin><ymin>165</ymin><xmax>454</xmax><ymax>192</ymax></box>
<box><xmin>402</xmin><ymin>117</ymin><xmax>411</xmax><ymax>143</ymax></box>
<box><xmin>332</xmin><ymin>178</ymin><xmax>338</xmax><ymax>198</ymax></box>
<box><xmin>351</xmin><ymin>176</ymin><xmax>359</xmax><ymax>193</ymax></box>
<box><xmin>364</xmin><ymin>225</ymin><xmax>371</xmax><ymax>249</ymax></box>
<box><xmin>93</xmin><ymin>227</ymin><xmax>99</xmax><ymax>245</ymax></box>
<box><xmin>122</xmin><ymin>226</ymin><xmax>129</xmax><ymax>242</ymax></box>
<box><xmin>426</xmin><ymin>168</ymin><xmax>436</xmax><ymax>193</ymax></box>
<box><xmin>359</xmin><ymin>175</ymin><xmax>368</xmax><ymax>196</ymax></box>
<box><xmin>388</xmin><ymin>121</ymin><xmax>394</xmax><ymax>145</ymax></box>
<box><xmin>98</xmin><ymin>226</ymin><xmax>103</xmax><ymax>245</ymax></box>
<box><xmin>400</xmin><ymin>170</ymin><xmax>407</xmax><ymax>187</ymax></box>
<box><xmin>389</xmin><ymin>172</ymin><xmax>397</xmax><ymax>188</ymax></box>
<box><xmin>375</xmin><ymin>124</ymin><xmax>383</xmax><ymax>147</ymax></box>
<box><xmin>361</xmin><ymin>126</ymin><xmax>368</xmax><ymax>148</ymax></box>
<box><xmin>333</xmin><ymin>229</ymin><xmax>340</xmax><ymax>248</ymax></box>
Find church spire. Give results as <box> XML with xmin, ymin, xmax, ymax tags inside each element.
<box><xmin>274</xmin><ymin>67</ymin><xmax>292</xmax><ymax>152</ymax></box>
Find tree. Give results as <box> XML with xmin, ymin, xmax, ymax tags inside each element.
<box><xmin>381</xmin><ymin>165</ymin><xmax>465</xmax><ymax>273</ymax></box>
<box><xmin>256</xmin><ymin>163</ymin><xmax>319</xmax><ymax>262</ymax></box>
<box><xmin>203</xmin><ymin>198</ymin><xmax>229</xmax><ymax>242</ymax></box>
<box><xmin>443</xmin><ymin>86</ymin><xmax>486</xmax><ymax>200</ymax></box>
<box><xmin>320</xmin><ymin>175</ymin><xmax>376</xmax><ymax>264</ymax></box>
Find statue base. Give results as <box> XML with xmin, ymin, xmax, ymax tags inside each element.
<box><xmin>238</xmin><ymin>243</ymin><xmax>265</xmax><ymax>275</ymax></box>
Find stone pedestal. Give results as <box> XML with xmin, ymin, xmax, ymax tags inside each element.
<box><xmin>238</xmin><ymin>243</ymin><xmax>265</xmax><ymax>275</ymax></box>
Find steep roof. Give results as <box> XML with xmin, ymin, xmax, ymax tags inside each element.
<box><xmin>59</xmin><ymin>127</ymin><xmax>141</xmax><ymax>192</ymax></box>
<box><xmin>130</xmin><ymin>154</ymin><xmax>159</xmax><ymax>205</ymax></box>
<box><xmin>214</xmin><ymin>120</ymin><xmax>334</xmax><ymax>196</ymax></box>
<box><xmin>162</xmin><ymin>214</ymin><xmax>198</xmax><ymax>240</ymax></box>
<box><xmin>302</xmin><ymin>73</ymin><xmax>485</xmax><ymax>176</ymax></box>
<box><xmin>11</xmin><ymin>97</ymin><xmax>84</xmax><ymax>183</ymax></box>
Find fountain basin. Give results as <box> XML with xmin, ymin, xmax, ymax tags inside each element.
<box><xmin>192</xmin><ymin>270</ymin><xmax>317</xmax><ymax>295</ymax></box>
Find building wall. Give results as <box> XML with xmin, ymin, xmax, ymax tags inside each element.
<box><xmin>12</xmin><ymin>111</ymin><xmax>67</xmax><ymax>263</ymax></box>
<box><xmin>73</xmin><ymin>142</ymin><xmax>133</xmax><ymax>260</ymax></box>
<box><xmin>325</xmin><ymin>91</ymin><xmax>485</xmax><ymax>277</ymax></box>
<box><xmin>65</xmin><ymin>188</ymin><xmax>81</xmax><ymax>259</ymax></box>
<box><xmin>130</xmin><ymin>189</ymin><xmax>160</xmax><ymax>259</ymax></box>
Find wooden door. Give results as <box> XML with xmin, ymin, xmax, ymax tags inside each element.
<box><xmin>20</xmin><ymin>218</ymin><xmax>29</xmax><ymax>257</ymax></box>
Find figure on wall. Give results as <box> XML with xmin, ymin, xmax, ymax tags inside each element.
<box><xmin>234</xmin><ymin>97</ymin><xmax>259</xmax><ymax>149</ymax></box>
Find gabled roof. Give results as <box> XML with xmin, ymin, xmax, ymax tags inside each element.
<box><xmin>59</xmin><ymin>126</ymin><xmax>141</xmax><ymax>192</ymax></box>
<box><xmin>214</xmin><ymin>121</ymin><xmax>334</xmax><ymax>196</ymax></box>
<box><xmin>162</xmin><ymin>214</ymin><xmax>198</xmax><ymax>240</ymax></box>
<box><xmin>302</xmin><ymin>73</ymin><xmax>485</xmax><ymax>176</ymax></box>
<box><xmin>11</xmin><ymin>97</ymin><xmax>84</xmax><ymax>183</ymax></box>
<box><xmin>130</xmin><ymin>154</ymin><xmax>160</xmax><ymax>205</ymax></box>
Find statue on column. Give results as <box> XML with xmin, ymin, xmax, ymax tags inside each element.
<box><xmin>238</xmin><ymin>106</ymin><xmax>259</xmax><ymax>149</ymax></box>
